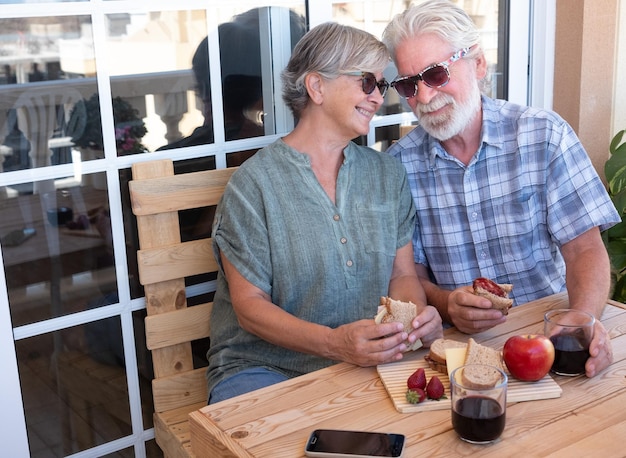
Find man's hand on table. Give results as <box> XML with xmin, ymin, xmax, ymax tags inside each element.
<box><xmin>586</xmin><ymin>320</ymin><xmax>613</xmax><ymax>377</ymax></box>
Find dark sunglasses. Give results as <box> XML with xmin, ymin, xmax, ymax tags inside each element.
<box><xmin>390</xmin><ymin>48</ymin><xmax>470</xmax><ymax>99</ymax></box>
<box><xmin>343</xmin><ymin>71</ymin><xmax>389</xmax><ymax>97</ymax></box>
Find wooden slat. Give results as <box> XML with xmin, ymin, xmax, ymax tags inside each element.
<box><xmin>153</xmin><ymin>402</ymin><xmax>206</xmax><ymax>458</ymax></box>
<box><xmin>146</xmin><ymin>303</ymin><xmax>212</xmax><ymax>350</ymax></box>
<box><xmin>137</xmin><ymin>239</ymin><xmax>217</xmax><ymax>286</ymax></box>
<box><xmin>152</xmin><ymin>367</ymin><xmax>208</xmax><ymax>413</ymax></box>
<box><xmin>132</xmin><ymin>161</ymin><xmax>195</xmax><ymax>382</ymax></box>
<box><xmin>129</xmin><ymin>159</ymin><xmax>237</xmax><ymax>457</ymax></box>
<box><xmin>130</xmin><ymin>167</ymin><xmax>236</xmax><ymax>216</ymax></box>
<box><xmin>190</xmin><ymin>410</ymin><xmax>255</xmax><ymax>458</ymax></box>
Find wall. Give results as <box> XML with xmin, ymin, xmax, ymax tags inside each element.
<box><xmin>553</xmin><ymin>0</ymin><xmax>619</xmax><ymax>180</ymax></box>
<box><xmin>615</xmin><ymin>0</ymin><xmax>626</xmax><ymax>135</ymax></box>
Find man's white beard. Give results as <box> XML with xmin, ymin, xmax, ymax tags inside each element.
<box><xmin>415</xmin><ymin>83</ymin><xmax>481</xmax><ymax>141</ymax></box>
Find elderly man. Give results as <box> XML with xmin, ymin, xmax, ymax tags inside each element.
<box><xmin>383</xmin><ymin>0</ymin><xmax>620</xmax><ymax>377</ymax></box>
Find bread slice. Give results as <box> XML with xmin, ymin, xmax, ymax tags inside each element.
<box><xmin>499</xmin><ymin>284</ymin><xmax>513</xmax><ymax>294</ymax></box>
<box><xmin>473</xmin><ymin>278</ymin><xmax>514</xmax><ymax>314</ymax></box>
<box><xmin>424</xmin><ymin>338</ymin><xmax>467</xmax><ymax>373</ymax></box>
<box><xmin>375</xmin><ymin>297</ymin><xmax>423</xmax><ymax>351</ymax></box>
<box><xmin>460</xmin><ymin>338</ymin><xmax>505</xmax><ymax>389</ymax></box>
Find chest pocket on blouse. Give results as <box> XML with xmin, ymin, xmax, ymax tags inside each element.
<box><xmin>356</xmin><ymin>203</ymin><xmax>397</xmax><ymax>256</ymax></box>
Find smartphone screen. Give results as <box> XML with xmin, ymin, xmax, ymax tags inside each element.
<box><xmin>304</xmin><ymin>429</ymin><xmax>405</xmax><ymax>457</ymax></box>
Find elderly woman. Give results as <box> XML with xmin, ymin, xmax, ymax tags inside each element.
<box><xmin>206</xmin><ymin>22</ymin><xmax>443</xmax><ymax>404</ymax></box>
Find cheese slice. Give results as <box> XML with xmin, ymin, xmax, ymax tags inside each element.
<box><xmin>445</xmin><ymin>346</ymin><xmax>468</xmax><ymax>377</ymax></box>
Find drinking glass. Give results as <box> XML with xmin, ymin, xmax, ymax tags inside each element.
<box><xmin>43</xmin><ymin>190</ymin><xmax>74</xmax><ymax>227</ymax></box>
<box><xmin>450</xmin><ymin>364</ymin><xmax>507</xmax><ymax>444</ymax></box>
<box><xmin>544</xmin><ymin>309</ymin><xmax>595</xmax><ymax>376</ymax></box>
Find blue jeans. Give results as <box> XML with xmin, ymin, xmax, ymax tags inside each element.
<box><xmin>208</xmin><ymin>367</ymin><xmax>289</xmax><ymax>404</ymax></box>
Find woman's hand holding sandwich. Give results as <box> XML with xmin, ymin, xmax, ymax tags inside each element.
<box><xmin>222</xmin><ymin>244</ymin><xmax>442</xmax><ymax>368</ymax></box>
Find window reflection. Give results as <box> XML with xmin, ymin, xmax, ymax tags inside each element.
<box><xmin>155</xmin><ymin>7</ymin><xmax>306</xmax><ymax>150</ymax></box>
<box><xmin>17</xmin><ymin>321</ymin><xmax>133</xmax><ymax>455</ymax></box>
<box><xmin>0</xmin><ymin>16</ymin><xmax>98</xmax><ymax>170</ymax></box>
<box><xmin>17</xmin><ymin>314</ymin><xmax>153</xmax><ymax>455</ymax></box>
<box><xmin>1</xmin><ymin>176</ymin><xmax>116</xmax><ymax>326</ymax></box>
<box><xmin>103</xmin><ymin>10</ymin><xmax>204</xmax><ymax>154</ymax></box>
<box><xmin>217</xmin><ymin>8</ymin><xmax>305</xmax><ymax>141</ymax></box>
<box><xmin>0</xmin><ymin>9</ymin><xmax>307</xmax><ymax>168</ymax></box>
<box><xmin>68</xmin><ymin>93</ymin><xmax>148</xmax><ymax>156</ymax></box>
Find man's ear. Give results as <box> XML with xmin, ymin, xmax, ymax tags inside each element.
<box><xmin>474</xmin><ymin>51</ymin><xmax>488</xmax><ymax>80</ymax></box>
<box><xmin>305</xmin><ymin>72</ymin><xmax>324</xmax><ymax>105</ymax></box>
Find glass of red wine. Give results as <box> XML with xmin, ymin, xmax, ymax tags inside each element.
<box><xmin>43</xmin><ymin>190</ymin><xmax>74</xmax><ymax>227</ymax></box>
<box><xmin>450</xmin><ymin>364</ymin><xmax>508</xmax><ymax>444</ymax></box>
<box><xmin>544</xmin><ymin>309</ymin><xmax>595</xmax><ymax>376</ymax></box>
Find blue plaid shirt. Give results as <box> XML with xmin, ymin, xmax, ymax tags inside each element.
<box><xmin>388</xmin><ymin>96</ymin><xmax>620</xmax><ymax>305</ymax></box>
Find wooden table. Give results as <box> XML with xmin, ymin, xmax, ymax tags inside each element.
<box><xmin>189</xmin><ymin>293</ymin><xmax>626</xmax><ymax>457</ymax></box>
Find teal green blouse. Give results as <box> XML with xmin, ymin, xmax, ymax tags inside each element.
<box><xmin>207</xmin><ymin>138</ymin><xmax>415</xmax><ymax>393</ymax></box>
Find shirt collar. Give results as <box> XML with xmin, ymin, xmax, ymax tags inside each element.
<box><xmin>277</xmin><ymin>137</ymin><xmax>355</xmax><ymax>167</ymax></box>
<box><xmin>427</xmin><ymin>95</ymin><xmax>503</xmax><ymax>164</ymax></box>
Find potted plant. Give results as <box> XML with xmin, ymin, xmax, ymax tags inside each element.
<box><xmin>603</xmin><ymin>128</ymin><xmax>626</xmax><ymax>301</ymax></box>
<box><xmin>68</xmin><ymin>93</ymin><xmax>148</xmax><ymax>156</ymax></box>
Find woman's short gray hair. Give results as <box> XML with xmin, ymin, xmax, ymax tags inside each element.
<box><xmin>282</xmin><ymin>22</ymin><xmax>389</xmax><ymax>118</ymax></box>
<box><xmin>382</xmin><ymin>0</ymin><xmax>482</xmax><ymax>61</ymax></box>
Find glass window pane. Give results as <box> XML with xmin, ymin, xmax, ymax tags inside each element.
<box><xmin>102</xmin><ymin>10</ymin><xmax>209</xmax><ymax>154</ymax></box>
<box><xmin>103</xmin><ymin>7</ymin><xmax>307</xmax><ymax>153</ymax></box>
<box><xmin>145</xmin><ymin>439</ymin><xmax>164</xmax><ymax>457</ymax></box>
<box><xmin>0</xmin><ymin>16</ymin><xmax>100</xmax><ymax>169</ymax></box>
<box><xmin>215</xmin><ymin>6</ymin><xmax>306</xmax><ymax>141</ymax></box>
<box><xmin>18</xmin><ymin>320</ymin><xmax>130</xmax><ymax>455</ymax></box>
<box><xmin>2</xmin><ymin>176</ymin><xmax>116</xmax><ymax>326</ymax></box>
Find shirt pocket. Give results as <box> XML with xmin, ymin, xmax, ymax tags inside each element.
<box><xmin>492</xmin><ymin>190</ymin><xmax>537</xmax><ymax>233</ymax></box>
<box><xmin>356</xmin><ymin>203</ymin><xmax>397</xmax><ymax>256</ymax></box>
<box><xmin>491</xmin><ymin>190</ymin><xmax>547</xmax><ymax>260</ymax></box>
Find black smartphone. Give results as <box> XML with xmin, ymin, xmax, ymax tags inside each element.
<box><xmin>304</xmin><ymin>429</ymin><xmax>405</xmax><ymax>458</ymax></box>
<box><xmin>1</xmin><ymin>228</ymin><xmax>36</xmax><ymax>247</ymax></box>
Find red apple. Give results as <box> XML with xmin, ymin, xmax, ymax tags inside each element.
<box><xmin>502</xmin><ymin>334</ymin><xmax>555</xmax><ymax>381</ymax></box>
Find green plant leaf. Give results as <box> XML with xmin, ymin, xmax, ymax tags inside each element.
<box><xmin>602</xmin><ymin>129</ymin><xmax>626</xmax><ymax>302</ymax></box>
<box><xmin>606</xmin><ymin>220</ymin><xmax>626</xmax><ymax>238</ymax></box>
<box><xmin>607</xmin><ymin>239</ymin><xmax>626</xmax><ymax>271</ymax></box>
<box><xmin>608</xmin><ymin>165</ymin><xmax>626</xmax><ymax>194</ymax></box>
<box><xmin>609</xmin><ymin>129</ymin><xmax>625</xmax><ymax>154</ymax></box>
<box><xmin>605</xmin><ymin>153</ymin><xmax>626</xmax><ymax>186</ymax></box>
<box><xmin>612</xmin><ymin>142</ymin><xmax>626</xmax><ymax>157</ymax></box>
<box><xmin>609</xmin><ymin>187</ymin><xmax>626</xmax><ymax>214</ymax></box>
<box><xmin>612</xmin><ymin>274</ymin><xmax>626</xmax><ymax>303</ymax></box>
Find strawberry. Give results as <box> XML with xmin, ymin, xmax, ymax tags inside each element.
<box><xmin>407</xmin><ymin>367</ymin><xmax>427</xmax><ymax>391</ymax></box>
<box><xmin>405</xmin><ymin>388</ymin><xmax>426</xmax><ymax>404</ymax></box>
<box><xmin>426</xmin><ymin>375</ymin><xmax>446</xmax><ymax>400</ymax></box>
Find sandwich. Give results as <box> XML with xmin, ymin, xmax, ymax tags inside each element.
<box><xmin>472</xmin><ymin>277</ymin><xmax>514</xmax><ymax>315</ymax></box>
<box><xmin>375</xmin><ymin>296</ymin><xmax>423</xmax><ymax>351</ymax></box>
<box><xmin>461</xmin><ymin>338</ymin><xmax>506</xmax><ymax>389</ymax></box>
<box><xmin>424</xmin><ymin>338</ymin><xmax>468</xmax><ymax>374</ymax></box>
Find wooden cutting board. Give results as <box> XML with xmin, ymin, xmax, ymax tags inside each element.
<box><xmin>377</xmin><ymin>350</ymin><xmax>562</xmax><ymax>413</ymax></box>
